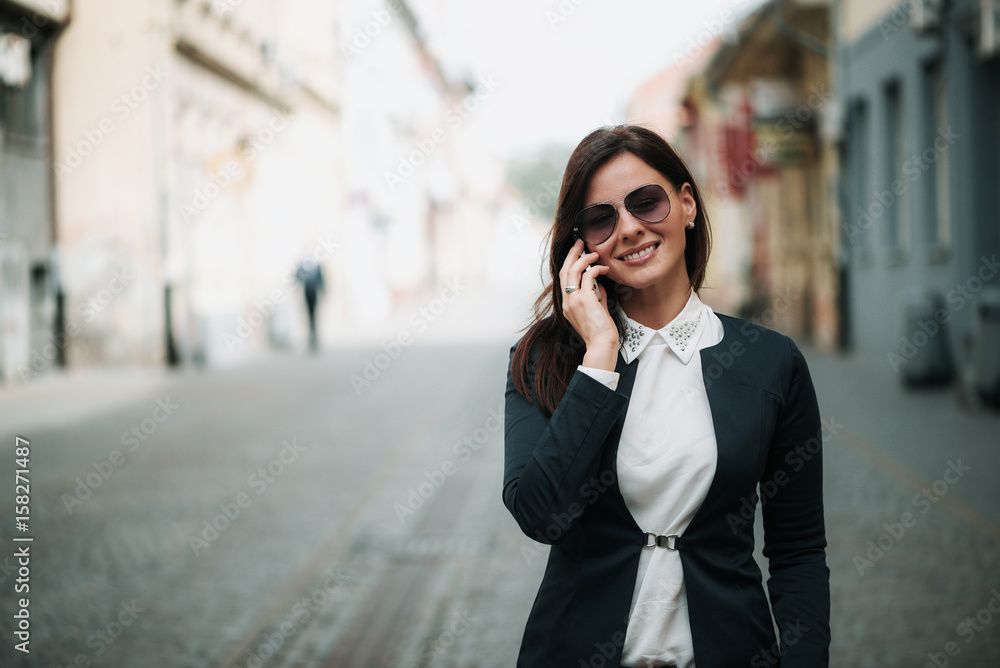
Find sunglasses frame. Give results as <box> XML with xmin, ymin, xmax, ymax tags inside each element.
<box><xmin>574</xmin><ymin>182</ymin><xmax>683</xmax><ymax>246</ymax></box>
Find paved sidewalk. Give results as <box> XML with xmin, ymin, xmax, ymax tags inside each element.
<box><xmin>0</xmin><ymin>285</ymin><xmax>997</xmax><ymax>667</ymax></box>
<box><xmin>801</xmin><ymin>342</ymin><xmax>999</xmax><ymax>529</ymax></box>
<box><xmin>798</xmin><ymin>342</ymin><xmax>1000</xmax><ymax>667</ymax></box>
<box><xmin>0</xmin><ymin>365</ymin><xmax>177</xmax><ymax>434</ymax></box>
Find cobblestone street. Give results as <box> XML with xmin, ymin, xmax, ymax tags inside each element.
<box><xmin>0</xmin><ymin>289</ymin><xmax>998</xmax><ymax>667</ymax></box>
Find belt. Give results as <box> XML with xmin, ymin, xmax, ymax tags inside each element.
<box><xmin>643</xmin><ymin>532</ymin><xmax>679</xmax><ymax>550</ymax></box>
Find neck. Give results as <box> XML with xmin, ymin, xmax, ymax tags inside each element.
<box><xmin>618</xmin><ymin>269</ymin><xmax>692</xmax><ymax>330</ymax></box>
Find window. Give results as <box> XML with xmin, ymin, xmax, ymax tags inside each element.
<box><xmin>850</xmin><ymin>99</ymin><xmax>873</xmax><ymax>264</ymax></box>
<box><xmin>883</xmin><ymin>80</ymin><xmax>908</xmax><ymax>260</ymax></box>
<box><xmin>921</xmin><ymin>61</ymin><xmax>950</xmax><ymax>257</ymax></box>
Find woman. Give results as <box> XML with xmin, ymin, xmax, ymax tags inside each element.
<box><xmin>503</xmin><ymin>125</ymin><xmax>830</xmax><ymax>667</ymax></box>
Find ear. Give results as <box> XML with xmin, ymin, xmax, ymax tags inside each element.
<box><xmin>679</xmin><ymin>182</ymin><xmax>698</xmax><ymax>223</ymax></box>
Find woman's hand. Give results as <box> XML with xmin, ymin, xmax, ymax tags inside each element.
<box><xmin>559</xmin><ymin>239</ymin><xmax>619</xmax><ymax>371</ymax></box>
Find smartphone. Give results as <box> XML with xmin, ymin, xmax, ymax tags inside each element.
<box><xmin>571</xmin><ymin>232</ymin><xmax>601</xmax><ymax>296</ymax></box>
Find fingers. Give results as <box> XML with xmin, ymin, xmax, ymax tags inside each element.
<box><xmin>561</xmin><ymin>240</ymin><xmax>603</xmax><ymax>294</ymax></box>
<box><xmin>559</xmin><ymin>238</ymin><xmax>586</xmax><ymax>290</ymax></box>
<box><xmin>559</xmin><ymin>242</ymin><xmax>615</xmax><ymax>346</ymax></box>
<box><xmin>583</xmin><ymin>264</ymin><xmax>610</xmax><ymax>300</ymax></box>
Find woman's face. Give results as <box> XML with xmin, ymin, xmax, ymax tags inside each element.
<box><xmin>581</xmin><ymin>152</ymin><xmax>696</xmax><ymax>291</ymax></box>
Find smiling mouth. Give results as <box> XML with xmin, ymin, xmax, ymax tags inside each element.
<box><xmin>619</xmin><ymin>243</ymin><xmax>659</xmax><ymax>262</ymax></box>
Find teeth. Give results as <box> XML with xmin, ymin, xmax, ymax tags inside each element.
<box><xmin>622</xmin><ymin>245</ymin><xmax>656</xmax><ymax>261</ymax></box>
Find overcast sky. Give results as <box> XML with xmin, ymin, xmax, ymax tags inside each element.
<box><xmin>410</xmin><ymin>0</ymin><xmax>766</xmax><ymax>158</ymax></box>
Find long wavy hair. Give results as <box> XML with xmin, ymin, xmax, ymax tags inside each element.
<box><xmin>510</xmin><ymin>125</ymin><xmax>712</xmax><ymax>416</ymax></box>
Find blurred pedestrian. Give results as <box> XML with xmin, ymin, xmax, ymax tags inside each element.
<box><xmin>295</xmin><ymin>257</ymin><xmax>325</xmax><ymax>352</ymax></box>
<box><xmin>504</xmin><ymin>125</ymin><xmax>830</xmax><ymax>667</ymax></box>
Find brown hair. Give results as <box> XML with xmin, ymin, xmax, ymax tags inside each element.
<box><xmin>510</xmin><ymin>125</ymin><xmax>712</xmax><ymax>416</ymax></box>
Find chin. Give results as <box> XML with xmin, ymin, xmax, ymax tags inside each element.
<box><xmin>609</xmin><ymin>263</ymin><xmax>668</xmax><ymax>290</ymax></box>
<box><xmin>615</xmin><ymin>275</ymin><xmax>659</xmax><ymax>290</ymax></box>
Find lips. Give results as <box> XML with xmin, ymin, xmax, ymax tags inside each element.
<box><xmin>618</xmin><ymin>242</ymin><xmax>659</xmax><ymax>262</ymax></box>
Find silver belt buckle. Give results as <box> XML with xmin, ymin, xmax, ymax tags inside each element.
<box><xmin>643</xmin><ymin>532</ymin><xmax>679</xmax><ymax>550</ymax></box>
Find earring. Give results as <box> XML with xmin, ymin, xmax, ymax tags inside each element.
<box><xmin>687</xmin><ymin>220</ymin><xmax>695</xmax><ymax>229</ymax></box>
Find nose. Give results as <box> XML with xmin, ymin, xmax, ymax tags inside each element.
<box><xmin>614</xmin><ymin>202</ymin><xmax>646</xmax><ymax>238</ymax></box>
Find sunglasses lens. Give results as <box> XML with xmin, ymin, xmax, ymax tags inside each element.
<box><xmin>624</xmin><ymin>184</ymin><xmax>671</xmax><ymax>223</ymax></box>
<box><xmin>576</xmin><ymin>205</ymin><xmax>617</xmax><ymax>244</ymax></box>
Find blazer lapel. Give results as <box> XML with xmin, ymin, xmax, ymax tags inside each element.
<box><xmin>695</xmin><ymin>316</ymin><xmax>767</xmax><ymax>519</ymax></box>
<box><xmin>598</xmin><ymin>320</ymin><xmax>765</xmax><ymax>526</ymax></box>
<box><xmin>605</xmin><ymin>352</ymin><xmax>639</xmax><ymax>477</ymax></box>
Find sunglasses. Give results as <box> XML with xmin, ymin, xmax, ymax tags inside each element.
<box><xmin>574</xmin><ymin>183</ymin><xmax>682</xmax><ymax>245</ymax></box>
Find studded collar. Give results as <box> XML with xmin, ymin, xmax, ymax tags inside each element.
<box><xmin>615</xmin><ymin>288</ymin><xmax>709</xmax><ymax>365</ymax></box>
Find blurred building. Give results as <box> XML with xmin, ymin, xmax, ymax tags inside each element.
<box><xmin>3</xmin><ymin>0</ymin><xmax>512</xmax><ymax>383</ymax></box>
<box><xmin>338</xmin><ymin>0</ymin><xmax>505</xmax><ymax>326</ymax></box>
<box><xmin>0</xmin><ymin>0</ymin><xmax>69</xmax><ymax>383</ymax></box>
<box><xmin>657</xmin><ymin>0</ymin><xmax>840</xmax><ymax>350</ymax></box>
<box><xmin>625</xmin><ymin>33</ymin><xmax>754</xmax><ymax>318</ymax></box>
<box><xmin>3</xmin><ymin>0</ymin><xmax>345</xmax><ymax>382</ymax></box>
<box><xmin>627</xmin><ymin>0</ymin><xmax>1000</xmax><ymax>401</ymax></box>
<box><xmin>833</xmin><ymin>0</ymin><xmax>1000</xmax><ymax>384</ymax></box>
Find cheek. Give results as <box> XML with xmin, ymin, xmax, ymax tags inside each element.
<box><xmin>596</xmin><ymin>249</ymin><xmax>615</xmax><ymax>266</ymax></box>
<box><xmin>660</xmin><ymin>223</ymin><xmax>689</xmax><ymax>249</ymax></box>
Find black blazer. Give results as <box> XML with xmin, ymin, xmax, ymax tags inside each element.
<box><xmin>503</xmin><ymin>312</ymin><xmax>830</xmax><ymax>667</ymax></box>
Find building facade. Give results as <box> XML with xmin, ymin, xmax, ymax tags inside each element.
<box><xmin>672</xmin><ymin>0</ymin><xmax>841</xmax><ymax>350</ymax></box>
<box><xmin>0</xmin><ymin>0</ymin><xmax>69</xmax><ymax>383</ymax></box>
<box><xmin>834</xmin><ymin>0</ymin><xmax>1000</xmax><ymax>386</ymax></box>
<box><xmin>338</xmin><ymin>0</ymin><xmax>506</xmax><ymax>328</ymax></box>
<box><xmin>5</xmin><ymin>0</ymin><xmax>345</xmax><ymax>381</ymax></box>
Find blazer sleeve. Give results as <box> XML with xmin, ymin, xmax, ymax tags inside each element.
<box><xmin>502</xmin><ymin>341</ymin><xmax>628</xmax><ymax>544</ymax></box>
<box><xmin>760</xmin><ymin>337</ymin><xmax>831</xmax><ymax>667</ymax></box>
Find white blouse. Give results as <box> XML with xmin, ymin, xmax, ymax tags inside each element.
<box><xmin>578</xmin><ymin>287</ymin><xmax>724</xmax><ymax>667</ymax></box>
